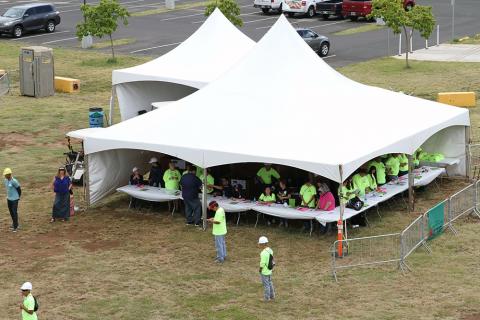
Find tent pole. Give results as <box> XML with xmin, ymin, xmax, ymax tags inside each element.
<box><xmin>465</xmin><ymin>126</ymin><xmax>471</xmax><ymax>180</ymax></box>
<box><xmin>337</xmin><ymin>165</ymin><xmax>345</xmax><ymax>256</ymax></box>
<box><xmin>83</xmin><ymin>153</ymin><xmax>91</xmax><ymax>210</ymax></box>
<box><xmin>407</xmin><ymin>154</ymin><xmax>414</xmax><ymax>212</ymax></box>
<box><xmin>108</xmin><ymin>86</ymin><xmax>116</xmax><ymax>126</ymax></box>
<box><xmin>202</xmin><ymin>168</ymin><xmax>208</xmax><ymax>231</ymax></box>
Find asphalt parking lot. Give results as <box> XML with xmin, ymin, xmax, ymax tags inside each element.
<box><xmin>0</xmin><ymin>0</ymin><xmax>479</xmax><ymax>67</ymax></box>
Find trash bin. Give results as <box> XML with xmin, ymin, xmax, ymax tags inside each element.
<box><xmin>89</xmin><ymin>107</ymin><xmax>104</xmax><ymax>128</ymax></box>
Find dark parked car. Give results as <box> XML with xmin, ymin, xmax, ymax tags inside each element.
<box><xmin>0</xmin><ymin>3</ymin><xmax>60</xmax><ymax>38</ymax></box>
<box><xmin>317</xmin><ymin>0</ymin><xmax>343</xmax><ymax>20</ymax></box>
<box><xmin>296</xmin><ymin>28</ymin><xmax>330</xmax><ymax>57</ymax></box>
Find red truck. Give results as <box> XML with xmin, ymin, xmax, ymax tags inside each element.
<box><xmin>342</xmin><ymin>0</ymin><xmax>415</xmax><ymax>21</ymax></box>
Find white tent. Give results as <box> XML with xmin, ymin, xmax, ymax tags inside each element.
<box><xmin>70</xmin><ymin>15</ymin><xmax>470</xmax><ymax>205</ymax></box>
<box><xmin>111</xmin><ymin>8</ymin><xmax>255</xmax><ymax>121</ymax></box>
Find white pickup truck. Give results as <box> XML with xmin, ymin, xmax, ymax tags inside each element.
<box><xmin>282</xmin><ymin>0</ymin><xmax>327</xmax><ymax>17</ymax></box>
<box><xmin>253</xmin><ymin>0</ymin><xmax>283</xmax><ymax>14</ymax></box>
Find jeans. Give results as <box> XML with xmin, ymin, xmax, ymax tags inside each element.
<box><xmin>260</xmin><ymin>274</ymin><xmax>275</xmax><ymax>301</ymax></box>
<box><xmin>184</xmin><ymin>198</ymin><xmax>201</xmax><ymax>224</ymax></box>
<box><xmin>7</xmin><ymin>199</ymin><xmax>19</xmax><ymax>229</ymax></box>
<box><xmin>214</xmin><ymin>235</ymin><xmax>227</xmax><ymax>262</ymax></box>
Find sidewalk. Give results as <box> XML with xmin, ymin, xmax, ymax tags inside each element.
<box><xmin>394</xmin><ymin>44</ymin><xmax>480</xmax><ymax>62</ymax></box>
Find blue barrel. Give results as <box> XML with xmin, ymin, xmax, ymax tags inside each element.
<box><xmin>89</xmin><ymin>107</ymin><xmax>104</xmax><ymax>128</ymax></box>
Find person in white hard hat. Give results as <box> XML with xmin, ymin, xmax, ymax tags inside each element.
<box><xmin>3</xmin><ymin>167</ymin><xmax>21</xmax><ymax>232</ymax></box>
<box><xmin>258</xmin><ymin>236</ymin><xmax>275</xmax><ymax>302</ymax></box>
<box><xmin>20</xmin><ymin>282</ymin><xmax>37</xmax><ymax>320</ymax></box>
<box><xmin>148</xmin><ymin>157</ymin><xmax>162</xmax><ymax>187</ymax></box>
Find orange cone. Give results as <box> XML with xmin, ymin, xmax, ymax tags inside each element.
<box><xmin>337</xmin><ymin>219</ymin><xmax>343</xmax><ymax>257</ymax></box>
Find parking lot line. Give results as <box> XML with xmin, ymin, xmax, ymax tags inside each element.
<box><xmin>308</xmin><ymin>20</ymin><xmax>348</xmax><ymax>29</ymax></box>
<box><xmin>243</xmin><ymin>16</ymin><xmax>279</xmax><ymax>24</ymax></box>
<box><xmin>11</xmin><ymin>30</ymin><xmax>71</xmax><ymax>41</ymax></box>
<box><xmin>59</xmin><ymin>0</ymin><xmax>145</xmax><ymax>13</ymax></box>
<box><xmin>130</xmin><ymin>41</ymin><xmax>182</xmax><ymax>53</ymax></box>
<box><xmin>161</xmin><ymin>12</ymin><xmax>205</xmax><ymax>21</ymax></box>
<box><xmin>42</xmin><ymin>37</ymin><xmax>77</xmax><ymax>45</ymax></box>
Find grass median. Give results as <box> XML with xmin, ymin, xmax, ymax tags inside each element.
<box><xmin>334</xmin><ymin>23</ymin><xmax>385</xmax><ymax>36</ymax></box>
<box><xmin>1</xmin><ymin>42</ymin><xmax>480</xmax><ymax>319</ymax></box>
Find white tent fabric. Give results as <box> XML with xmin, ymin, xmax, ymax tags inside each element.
<box><xmin>112</xmin><ymin>9</ymin><xmax>255</xmax><ymax>121</ymax></box>
<box><xmin>69</xmin><ymin>15</ymin><xmax>469</xmax><ymax>204</ymax></box>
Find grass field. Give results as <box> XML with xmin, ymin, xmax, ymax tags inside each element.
<box><xmin>1</xmin><ymin>42</ymin><xmax>480</xmax><ymax>320</ymax></box>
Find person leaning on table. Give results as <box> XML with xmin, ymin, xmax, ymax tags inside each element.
<box><xmin>397</xmin><ymin>153</ymin><xmax>409</xmax><ymax>176</ymax></box>
<box><xmin>163</xmin><ymin>160</ymin><xmax>181</xmax><ymax>191</ymax></box>
<box><xmin>368</xmin><ymin>157</ymin><xmax>386</xmax><ymax>186</ymax></box>
<box><xmin>352</xmin><ymin>170</ymin><xmax>370</xmax><ymax>199</ymax></box>
<box><xmin>385</xmin><ymin>154</ymin><xmax>401</xmax><ymax>182</ymax></box>
<box><xmin>20</xmin><ymin>282</ymin><xmax>37</xmax><ymax>320</ymax></box>
<box><xmin>179</xmin><ymin>166</ymin><xmax>202</xmax><ymax>227</ymax></box>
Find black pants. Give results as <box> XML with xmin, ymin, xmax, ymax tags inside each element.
<box><xmin>7</xmin><ymin>199</ymin><xmax>19</xmax><ymax>229</ymax></box>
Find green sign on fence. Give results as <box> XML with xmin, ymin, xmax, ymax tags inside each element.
<box><xmin>427</xmin><ymin>201</ymin><xmax>445</xmax><ymax>240</ymax></box>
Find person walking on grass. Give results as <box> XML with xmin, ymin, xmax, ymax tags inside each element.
<box><xmin>207</xmin><ymin>201</ymin><xmax>227</xmax><ymax>263</ymax></box>
<box><xmin>258</xmin><ymin>236</ymin><xmax>275</xmax><ymax>302</ymax></box>
<box><xmin>51</xmin><ymin>167</ymin><xmax>72</xmax><ymax>223</ymax></box>
<box><xmin>20</xmin><ymin>282</ymin><xmax>38</xmax><ymax>320</ymax></box>
<box><xmin>3</xmin><ymin>168</ymin><xmax>21</xmax><ymax>232</ymax></box>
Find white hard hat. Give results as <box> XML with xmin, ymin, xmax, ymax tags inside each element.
<box><xmin>149</xmin><ymin>157</ymin><xmax>158</xmax><ymax>164</ymax></box>
<box><xmin>132</xmin><ymin>167</ymin><xmax>138</xmax><ymax>173</ymax></box>
<box><xmin>20</xmin><ymin>282</ymin><xmax>32</xmax><ymax>291</ymax></box>
<box><xmin>258</xmin><ymin>236</ymin><xmax>269</xmax><ymax>244</ymax></box>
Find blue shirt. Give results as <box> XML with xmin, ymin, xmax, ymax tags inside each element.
<box><xmin>179</xmin><ymin>173</ymin><xmax>202</xmax><ymax>200</ymax></box>
<box><xmin>54</xmin><ymin>176</ymin><xmax>71</xmax><ymax>194</ymax></box>
<box><xmin>4</xmin><ymin>178</ymin><xmax>20</xmax><ymax>201</ymax></box>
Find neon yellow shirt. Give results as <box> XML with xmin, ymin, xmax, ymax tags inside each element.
<box><xmin>369</xmin><ymin>160</ymin><xmax>386</xmax><ymax>185</ymax></box>
<box><xmin>212</xmin><ymin>207</ymin><xmax>227</xmax><ymax>236</ymax></box>
<box><xmin>163</xmin><ymin>169</ymin><xmax>181</xmax><ymax>190</ymax></box>
<box><xmin>259</xmin><ymin>193</ymin><xmax>276</xmax><ymax>202</ymax></box>
<box><xmin>204</xmin><ymin>174</ymin><xmax>214</xmax><ymax>194</ymax></box>
<box><xmin>398</xmin><ymin>154</ymin><xmax>409</xmax><ymax>172</ymax></box>
<box><xmin>300</xmin><ymin>184</ymin><xmax>316</xmax><ymax>208</ymax></box>
<box><xmin>196</xmin><ymin>167</ymin><xmax>204</xmax><ymax>179</ymax></box>
<box><xmin>340</xmin><ymin>185</ymin><xmax>356</xmax><ymax>203</ymax></box>
<box><xmin>385</xmin><ymin>156</ymin><xmax>400</xmax><ymax>176</ymax></box>
<box><xmin>257</xmin><ymin>167</ymin><xmax>280</xmax><ymax>185</ymax></box>
<box><xmin>22</xmin><ymin>294</ymin><xmax>37</xmax><ymax>320</ymax></box>
<box><xmin>260</xmin><ymin>247</ymin><xmax>273</xmax><ymax>276</ymax></box>
<box><xmin>367</xmin><ymin>174</ymin><xmax>377</xmax><ymax>191</ymax></box>
<box><xmin>352</xmin><ymin>174</ymin><xmax>370</xmax><ymax>197</ymax></box>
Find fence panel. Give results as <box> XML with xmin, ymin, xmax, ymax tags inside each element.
<box><xmin>332</xmin><ymin>233</ymin><xmax>401</xmax><ymax>281</ymax></box>
<box><xmin>400</xmin><ymin>215</ymin><xmax>426</xmax><ymax>261</ymax></box>
<box><xmin>449</xmin><ymin>184</ymin><xmax>475</xmax><ymax>223</ymax></box>
<box><xmin>426</xmin><ymin>199</ymin><xmax>449</xmax><ymax>239</ymax></box>
<box><xmin>0</xmin><ymin>73</ymin><xmax>9</xmax><ymax>96</ymax></box>
<box><xmin>476</xmin><ymin>180</ymin><xmax>480</xmax><ymax>214</ymax></box>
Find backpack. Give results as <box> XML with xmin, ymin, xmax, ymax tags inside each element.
<box><xmin>267</xmin><ymin>252</ymin><xmax>275</xmax><ymax>271</ymax></box>
<box><xmin>33</xmin><ymin>296</ymin><xmax>39</xmax><ymax>312</ymax></box>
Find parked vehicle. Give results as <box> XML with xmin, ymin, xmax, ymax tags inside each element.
<box><xmin>296</xmin><ymin>28</ymin><xmax>330</xmax><ymax>56</ymax></box>
<box><xmin>0</xmin><ymin>3</ymin><xmax>60</xmax><ymax>38</ymax></box>
<box><xmin>283</xmin><ymin>0</ymin><xmax>327</xmax><ymax>18</ymax></box>
<box><xmin>342</xmin><ymin>0</ymin><xmax>414</xmax><ymax>21</ymax></box>
<box><xmin>254</xmin><ymin>0</ymin><xmax>284</xmax><ymax>14</ymax></box>
<box><xmin>316</xmin><ymin>0</ymin><xmax>343</xmax><ymax>20</ymax></box>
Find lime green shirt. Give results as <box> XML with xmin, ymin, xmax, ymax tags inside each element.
<box><xmin>22</xmin><ymin>294</ymin><xmax>37</xmax><ymax>320</ymax></box>
<box><xmin>212</xmin><ymin>207</ymin><xmax>227</xmax><ymax>236</ymax></box>
<box><xmin>163</xmin><ymin>169</ymin><xmax>181</xmax><ymax>190</ymax></box>
<box><xmin>259</xmin><ymin>193</ymin><xmax>276</xmax><ymax>202</ymax></box>
<box><xmin>196</xmin><ymin>167</ymin><xmax>204</xmax><ymax>179</ymax></box>
<box><xmin>352</xmin><ymin>174</ymin><xmax>370</xmax><ymax>197</ymax></box>
<box><xmin>398</xmin><ymin>154</ymin><xmax>409</xmax><ymax>172</ymax></box>
<box><xmin>205</xmin><ymin>174</ymin><xmax>214</xmax><ymax>194</ymax></box>
<box><xmin>257</xmin><ymin>167</ymin><xmax>280</xmax><ymax>185</ymax></box>
<box><xmin>300</xmin><ymin>184</ymin><xmax>316</xmax><ymax>208</ymax></box>
<box><xmin>369</xmin><ymin>160</ymin><xmax>386</xmax><ymax>185</ymax></box>
<box><xmin>414</xmin><ymin>148</ymin><xmax>422</xmax><ymax>166</ymax></box>
<box><xmin>340</xmin><ymin>185</ymin><xmax>356</xmax><ymax>203</ymax></box>
<box><xmin>367</xmin><ymin>174</ymin><xmax>377</xmax><ymax>191</ymax></box>
<box><xmin>260</xmin><ymin>247</ymin><xmax>273</xmax><ymax>276</ymax></box>
<box><xmin>385</xmin><ymin>156</ymin><xmax>400</xmax><ymax>176</ymax></box>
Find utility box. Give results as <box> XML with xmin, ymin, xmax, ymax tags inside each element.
<box><xmin>19</xmin><ymin>46</ymin><xmax>54</xmax><ymax>98</ymax></box>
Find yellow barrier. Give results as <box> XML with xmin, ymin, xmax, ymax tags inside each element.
<box><xmin>437</xmin><ymin>92</ymin><xmax>476</xmax><ymax>108</ymax></box>
<box><xmin>0</xmin><ymin>69</ymin><xmax>5</xmax><ymax>76</ymax></box>
<box><xmin>55</xmin><ymin>76</ymin><xmax>80</xmax><ymax>93</ymax></box>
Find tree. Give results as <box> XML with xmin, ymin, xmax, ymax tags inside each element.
<box><xmin>369</xmin><ymin>0</ymin><xmax>435</xmax><ymax>68</ymax></box>
<box><xmin>205</xmin><ymin>0</ymin><xmax>243</xmax><ymax>27</ymax></box>
<box><xmin>76</xmin><ymin>0</ymin><xmax>130</xmax><ymax>62</ymax></box>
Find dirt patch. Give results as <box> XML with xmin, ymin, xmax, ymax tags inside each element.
<box><xmin>463</xmin><ymin>314</ymin><xmax>480</xmax><ymax>320</ymax></box>
<box><xmin>81</xmin><ymin>240</ymin><xmax>121</xmax><ymax>252</ymax></box>
<box><xmin>0</xmin><ymin>132</ymin><xmax>35</xmax><ymax>148</ymax></box>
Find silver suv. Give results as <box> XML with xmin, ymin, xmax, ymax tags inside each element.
<box><xmin>296</xmin><ymin>28</ymin><xmax>330</xmax><ymax>57</ymax></box>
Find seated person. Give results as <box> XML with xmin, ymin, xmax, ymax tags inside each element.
<box><xmin>385</xmin><ymin>154</ymin><xmax>400</xmax><ymax>182</ymax></box>
<box><xmin>369</xmin><ymin>157</ymin><xmax>386</xmax><ymax>186</ymax></box>
<box><xmin>366</xmin><ymin>167</ymin><xmax>378</xmax><ymax>193</ymax></box>
<box><xmin>231</xmin><ymin>184</ymin><xmax>245</xmax><ymax>200</ymax></box>
<box><xmin>413</xmin><ymin>148</ymin><xmax>422</xmax><ymax>168</ymax></box>
<box><xmin>340</xmin><ymin>177</ymin><xmax>358</xmax><ymax>206</ymax></box>
<box><xmin>256</xmin><ymin>164</ymin><xmax>280</xmax><ymax>189</ymax></box>
<box><xmin>316</xmin><ymin>183</ymin><xmax>335</xmax><ymax>211</ymax></box>
<box><xmin>203</xmin><ymin>169</ymin><xmax>215</xmax><ymax>194</ymax></box>
<box><xmin>398</xmin><ymin>153</ymin><xmax>409</xmax><ymax>176</ymax></box>
<box><xmin>259</xmin><ymin>186</ymin><xmax>276</xmax><ymax>226</ymax></box>
<box><xmin>211</xmin><ymin>178</ymin><xmax>233</xmax><ymax>198</ymax></box>
<box><xmin>352</xmin><ymin>170</ymin><xmax>370</xmax><ymax>198</ymax></box>
<box><xmin>300</xmin><ymin>178</ymin><xmax>317</xmax><ymax>231</ymax></box>
<box><xmin>130</xmin><ymin>167</ymin><xmax>144</xmax><ymax>185</ymax></box>
<box><xmin>148</xmin><ymin>157</ymin><xmax>162</xmax><ymax>187</ymax></box>
<box><xmin>163</xmin><ymin>160</ymin><xmax>181</xmax><ymax>191</ymax></box>
<box><xmin>276</xmin><ymin>179</ymin><xmax>291</xmax><ymax>227</ymax></box>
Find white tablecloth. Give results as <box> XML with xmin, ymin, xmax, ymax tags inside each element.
<box><xmin>206</xmin><ymin>196</ymin><xmax>257</xmax><ymax>213</ymax></box>
<box><xmin>117</xmin><ymin>185</ymin><xmax>182</xmax><ymax>202</ymax></box>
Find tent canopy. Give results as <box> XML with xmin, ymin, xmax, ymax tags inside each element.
<box><xmin>70</xmin><ymin>15</ymin><xmax>469</xmax><ymax>184</ymax></box>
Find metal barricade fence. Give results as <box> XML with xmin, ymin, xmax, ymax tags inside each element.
<box><xmin>469</xmin><ymin>144</ymin><xmax>480</xmax><ymax>179</ymax></box>
<box><xmin>332</xmin><ymin>233</ymin><xmax>401</xmax><ymax>282</ymax></box>
<box><xmin>476</xmin><ymin>180</ymin><xmax>480</xmax><ymax>215</ymax></box>
<box><xmin>449</xmin><ymin>184</ymin><xmax>475</xmax><ymax>226</ymax></box>
<box><xmin>0</xmin><ymin>72</ymin><xmax>9</xmax><ymax>96</ymax></box>
<box><xmin>400</xmin><ymin>214</ymin><xmax>430</xmax><ymax>270</ymax></box>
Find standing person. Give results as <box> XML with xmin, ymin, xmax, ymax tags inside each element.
<box><xmin>179</xmin><ymin>166</ymin><xmax>202</xmax><ymax>226</ymax></box>
<box><xmin>203</xmin><ymin>169</ymin><xmax>215</xmax><ymax>195</ymax></box>
<box><xmin>369</xmin><ymin>157</ymin><xmax>386</xmax><ymax>186</ymax></box>
<box><xmin>276</xmin><ymin>180</ymin><xmax>291</xmax><ymax>227</ymax></box>
<box><xmin>300</xmin><ymin>178</ymin><xmax>316</xmax><ymax>231</ymax></box>
<box><xmin>20</xmin><ymin>282</ymin><xmax>37</xmax><ymax>320</ymax></box>
<box><xmin>258</xmin><ymin>236</ymin><xmax>275</xmax><ymax>302</ymax></box>
<box><xmin>207</xmin><ymin>201</ymin><xmax>227</xmax><ymax>263</ymax></box>
<box><xmin>163</xmin><ymin>160</ymin><xmax>181</xmax><ymax>191</ymax></box>
<box><xmin>148</xmin><ymin>157</ymin><xmax>162</xmax><ymax>187</ymax></box>
<box><xmin>256</xmin><ymin>164</ymin><xmax>280</xmax><ymax>189</ymax></box>
<box><xmin>3</xmin><ymin>168</ymin><xmax>20</xmax><ymax>232</ymax></box>
<box><xmin>51</xmin><ymin>167</ymin><xmax>72</xmax><ymax>223</ymax></box>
